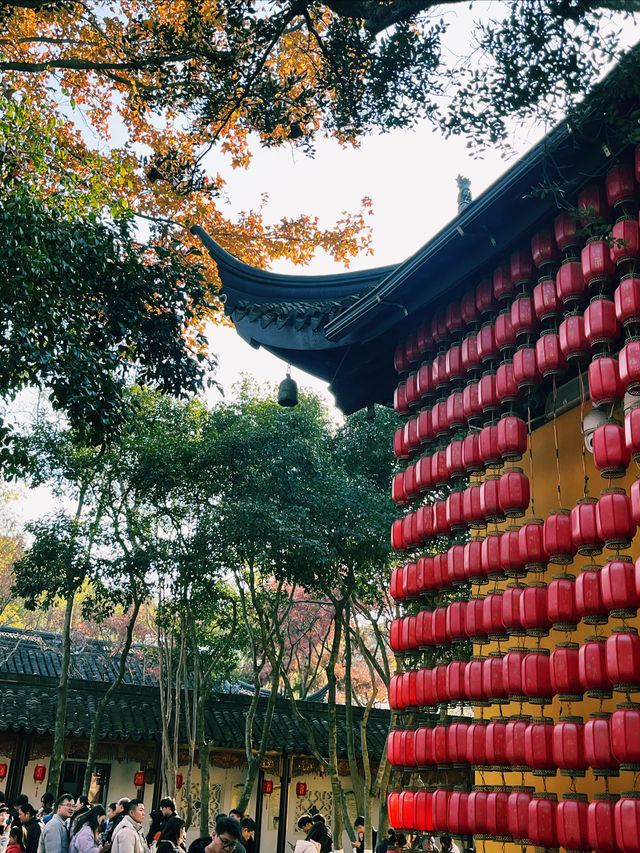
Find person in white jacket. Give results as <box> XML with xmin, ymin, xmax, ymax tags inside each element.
<box><xmin>111</xmin><ymin>802</ymin><xmax>146</xmax><ymax>853</ymax></box>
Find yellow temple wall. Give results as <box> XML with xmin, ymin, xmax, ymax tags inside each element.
<box><xmin>475</xmin><ymin>403</ymin><xmax>640</xmax><ymax>853</ymax></box>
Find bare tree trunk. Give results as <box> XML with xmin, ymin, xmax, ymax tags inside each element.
<box><xmin>197</xmin><ymin>695</ymin><xmax>212</xmax><ymax>837</ymax></box>
<box><xmin>342</xmin><ymin>601</ymin><xmax>364</xmax><ymax>818</ymax></box>
<box><xmin>48</xmin><ymin>591</ymin><xmax>74</xmax><ymax>795</ymax></box>
<box><xmin>82</xmin><ymin>598</ymin><xmax>141</xmax><ymax>795</ymax></box>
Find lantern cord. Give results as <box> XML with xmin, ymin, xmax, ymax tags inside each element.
<box><xmin>527</xmin><ymin>405</ymin><xmax>535</xmax><ymax>516</ymax></box>
<box><xmin>552</xmin><ymin>375</ymin><xmax>563</xmax><ymax>506</ymax></box>
<box><xmin>578</xmin><ymin>369</ymin><xmax>589</xmax><ymax>497</ymax></box>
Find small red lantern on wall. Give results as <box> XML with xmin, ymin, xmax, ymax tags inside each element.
<box><xmin>0</xmin><ymin>764</ymin><xmax>6</xmax><ymax>780</ymax></box>
<box><xmin>134</xmin><ymin>771</ymin><xmax>145</xmax><ymax>788</ymax></box>
<box><xmin>176</xmin><ymin>774</ymin><xmax>184</xmax><ymax>790</ymax></box>
<box><xmin>34</xmin><ymin>765</ymin><xmax>46</xmax><ymax>783</ymax></box>
<box><xmin>262</xmin><ymin>780</ymin><xmax>274</xmax><ymax>795</ymax></box>
<box><xmin>296</xmin><ymin>782</ymin><xmax>308</xmax><ymax>797</ymax></box>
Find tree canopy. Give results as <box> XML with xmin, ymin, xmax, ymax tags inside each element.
<box><xmin>0</xmin><ymin>0</ymin><xmax>637</xmax><ymax>157</ymax></box>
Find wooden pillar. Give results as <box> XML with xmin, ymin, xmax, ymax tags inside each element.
<box><xmin>275</xmin><ymin>752</ymin><xmax>290</xmax><ymax>853</ymax></box>
<box><xmin>6</xmin><ymin>732</ymin><xmax>31</xmax><ymax>804</ymax></box>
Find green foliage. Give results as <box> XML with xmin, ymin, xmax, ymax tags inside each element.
<box><xmin>0</xmin><ymin>92</ymin><xmax>216</xmax><ymax>458</ymax></box>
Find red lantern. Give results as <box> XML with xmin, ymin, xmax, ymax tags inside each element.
<box><xmin>615</xmin><ymin>792</ymin><xmax>640</xmax><ymax>853</ymax></box>
<box><xmin>461</xmin><ymin>290</ymin><xmax>479</xmax><ymax>325</ymax></box>
<box><xmin>432</xmin><ymin>789</ymin><xmax>451</xmax><ymax>833</ymax></box>
<box><xmin>481</xmin><ymin>531</ymin><xmax>502</xmax><ymax>577</ymax></box>
<box><xmin>570</xmin><ymin>497</ymin><xmax>603</xmax><ymax>556</ymax></box>
<box><xmin>463</xmin><ymin>539</ymin><xmax>484</xmax><ymax>581</ymax></box>
<box><xmin>625</xmin><ymin>407</ymin><xmax>640</xmax><ymax>463</ymax></box>
<box><xmin>601</xmin><ymin>556</ymin><xmax>639</xmax><ymax>617</ymax></box>
<box><xmin>445</xmin><ymin>344</ymin><xmax>463</xmax><ymax>384</ymax></box>
<box><xmin>502</xmin><ymin>648</ymin><xmax>527</xmax><ymax>698</ymax></box>
<box><xmin>476</xmin><ymin>277</ymin><xmax>495</xmax><ymax>316</ymax></box>
<box><xmin>462</xmin><ymin>484</ymin><xmax>483</xmax><ymax>528</ymax></box>
<box><xmin>575</xmin><ymin>564</ymin><xmax>608</xmax><ymax>625</ymax></box>
<box><xmin>414</xmin><ymin>790</ymin><xmax>434</xmax><ymax>833</ymax></box>
<box><xmin>485</xmin><ymin>719</ymin><xmax>508</xmax><ymax>767</ymax></box>
<box><xmin>464</xmin><ymin>657</ymin><xmax>487</xmax><ymax>704</ymax></box>
<box><xmin>607</xmin><ymin>162</ymin><xmax>637</xmax><ymax>207</ymax></box>
<box><xmin>461</xmin><ymin>332</ymin><xmax>480</xmax><ymax>371</ymax></box>
<box><xmin>134</xmin><ymin>771</ymin><xmax>145</xmax><ymax>788</ymax></box>
<box><xmin>519</xmin><ymin>584</ymin><xmax>551</xmax><ymax>635</ymax></box>
<box><xmin>550</xmin><ymin>642</ymin><xmax>582</xmax><ymax>700</ymax></box>
<box><xmin>417</xmin><ymin>322</ymin><xmax>433</xmax><ymax>356</ymax></box>
<box><xmin>485</xmin><ymin>789</ymin><xmax>510</xmax><ymax>839</ymax></box>
<box><xmin>479</xmin><ymin>423</ymin><xmax>501</xmax><ymax>468</ymax></box>
<box><xmin>532</xmin><ymin>227</ymin><xmax>560</xmax><ymax>269</ymax></box>
<box><xmin>547</xmin><ymin>576</ymin><xmax>578</xmax><ymax>631</ymax></box>
<box><xmin>584</xmin><ymin>712</ymin><xmax>619</xmax><ymax>775</ymax></box>
<box><xmin>555</xmin><ymin>211</ymin><xmax>580</xmax><ymax>251</ymax></box>
<box><xmin>611</xmin><ymin>217</ymin><xmax>640</xmax><ymax>267</ymax></box>
<box><xmin>544</xmin><ymin>508</ymin><xmax>576</xmax><ymax>564</ymax></box>
<box><xmin>445</xmin><ymin>302</ymin><xmax>464</xmax><ymax>336</ymax></box>
<box><xmin>466</xmin><ymin>721</ymin><xmax>487</xmax><ymax>766</ymax></box>
<box><xmin>445</xmin><ymin>599</ymin><xmax>466</xmax><ymax>640</ymax></box>
<box><xmin>611</xmin><ymin>704</ymin><xmax>640</xmax><ymax>767</ymax></box>
<box><xmin>394</xmin><ymin>344</ymin><xmax>409</xmax><ymax>374</ymax></box>
<box><xmin>524</xmin><ymin>717</ymin><xmax>556</xmax><ymax>773</ymax></box>
<box><xmin>501</xmin><ymin>584</ymin><xmax>524</xmax><ymax>635</ymax></box>
<box><xmin>174</xmin><ymin>773</ymin><xmax>183</xmax><ymax>790</ymax></box>
<box><xmin>585</xmin><ymin>297</ymin><xmax>620</xmax><ymax>347</ymax></box>
<box><xmin>477</xmin><ymin>322</ymin><xmax>498</xmax><ymax>364</ymax></box>
<box><xmin>478</xmin><ymin>370</ymin><xmax>499</xmax><ymax>413</ymax></box>
<box><xmin>417</xmin><ymin>364</ymin><xmax>435</xmax><ymax>401</ymax></box>
<box><xmin>536</xmin><ymin>330</ymin><xmax>566</xmax><ymax>377</ymax></box>
<box><xmin>528</xmin><ymin>794</ymin><xmax>558</xmax><ymax>849</ymax></box>
<box><xmin>465</xmin><ymin>597</ymin><xmax>488</xmax><ymax>641</ymax></box>
<box><xmin>467</xmin><ymin>788</ymin><xmax>489</xmax><ymax>837</ymax></box>
<box><xmin>507</xmin><ymin>788</ymin><xmax>532</xmax><ymax>842</ymax></box>
<box><xmin>34</xmin><ymin>765</ymin><xmax>47</xmax><ymax>783</ymax></box>
<box><xmin>522</xmin><ymin>649</ymin><xmax>554</xmax><ymax>702</ymax></box>
<box><xmin>616</xmin><ymin>276</ymin><xmax>640</xmax><ymax>330</ymax></box>
<box><xmin>578</xmin><ymin>184</ymin><xmax>612</xmax><ymax>225</ymax></box>
<box><xmin>588</xmin><ymin>794</ymin><xmax>619</xmax><ymax>853</ymax></box>
<box><xmin>593</xmin><ymin>420</ymin><xmax>630</xmax><ymax>478</ymax></box>
<box><xmin>445</xmin><ymin>491</ymin><xmax>465</xmax><ymax>532</ymax></box>
<box><xmin>505</xmin><ymin>716</ymin><xmax>529</xmax><ymax>768</ymax></box>
<box><xmin>462</xmin><ymin>431</ymin><xmax>482</xmax><ymax>473</ymax></box>
<box><xmin>482</xmin><ymin>593</ymin><xmax>506</xmax><ymax>640</ymax></box>
<box><xmin>596</xmin><ymin>488</ymin><xmax>636</xmax><ymax>550</ymax></box>
<box><xmin>534</xmin><ymin>276</ymin><xmax>560</xmax><ymax>320</ymax></box>
<box><xmin>494</xmin><ymin>263</ymin><xmax>514</xmax><ymax>303</ymax></box>
<box><xmin>579</xmin><ymin>635</ymin><xmax>613</xmax><ymax>696</ymax></box>
<box><xmin>620</xmin><ymin>337</ymin><xmax>640</xmax><ymax>396</ymax></box>
<box><xmin>500</xmin><ymin>526</ymin><xmax>525</xmax><ymax>576</ymax></box>
<box><xmin>495</xmin><ymin>360</ymin><xmax>520</xmax><ymax>403</ymax></box>
<box><xmin>510</xmin><ymin>247</ymin><xmax>535</xmax><ymax>287</ymax></box>
<box><xmin>387</xmin><ymin>791</ymin><xmax>401</xmax><ymax>828</ymax></box>
<box><xmin>498</xmin><ymin>468</ymin><xmax>530</xmax><ymax>518</ymax></box>
<box><xmin>512</xmin><ymin>345</ymin><xmax>541</xmax><ymax>390</ymax></box>
<box><xmin>446</xmin><ymin>660</ymin><xmax>467</xmax><ymax>703</ymax></box>
<box><xmin>0</xmin><ymin>764</ymin><xmax>7</xmax><ymax>780</ymax></box>
<box><xmin>497</xmin><ymin>415</ymin><xmax>527</xmax><ymax>462</ymax></box>
<box><xmin>559</xmin><ymin>312</ymin><xmax>589</xmax><ymax>362</ymax></box>
<box><xmin>511</xmin><ymin>295</ymin><xmax>538</xmax><ymax>339</ymax></box>
<box><xmin>448</xmin><ymin>790</ymin><xmax>471</xmax><ymax>836</ymax></box>
<box><xmin>482</xmin><ymin>654</ymin><xmax>507</xmax><ymax>702</ymax></box>
<box><xmin>400</xmin><ymin>790</ymin><xmax>416</xmax><ymax>830</ymax></box>
<box><xmin>553</xmin><ymin>716</ymin><xmax>587</xmax><ymax>775</ymax></box>
<box><xmin>556</xmin><ymin>260</ymin><xmax>586</xmax><ymax>306</ymax></box>
<box><xmin>518</xmin><ymin>517</ymin><xmax>548</xmax><ymax>570</ymax></box>
<box><xmin>606</xmin><ymin>628</ymin><xmax>640</xmax><ymax>691</ymax></box>
<box><xmin>494</xmin><ymin>309</ymin><xmax>516</xmax><ymax>351</ymax></box>
<box><xmin>557</xmin><ymin>794</ymin><xmax>590</xmax><ymax>852</ymax></box>
<box><xmin>431</xmin><ymin>310</ymin><xmax>447</xmax><ymax>345</ymax></box>
<box><xmin>480</xmin><ymin>475</ymin><xmax>504</xmax><ymax>524</ymax></box>
<box><xmin>587</xmin><ymin>215</ymin><xmax>618</xmax><ymax>268</ymax></box>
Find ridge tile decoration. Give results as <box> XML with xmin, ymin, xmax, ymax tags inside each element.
<box><xmin>386</xmin><ymin>148</ymin><xmax>640</xmax><ymax>853</ymax></box>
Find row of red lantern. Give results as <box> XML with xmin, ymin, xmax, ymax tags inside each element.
<box><xmin>389</xmin><ymin>633</ymin><xmax>640</xmax><ymax>708</ymax></box>
<box><xmin>387</xmin><ymin>786</ymin><xmax>640</xmax><ymax>853</ymax></box>
<box><xmin>387</xmin><ymin>707</ymin><xmax>640</xmax><ymax>773</ymax></box>
<box><xmin>391</xmin><ymin>561</ymin><xmax>640</xmax><ymax>648</ymax></box>
<box><xmin>396</xmin><ymin>285</ymin><xmax>640</xmax><ymax>410</ymax></box>
<box><xmin>394</xmin><ymin>412</ymin><xmax>527</xmax><ymax>468</ymax></box>
<box><xmin>392</xmin><ymin>491</ymin><xmax>637</xmax><ymax>558</ymax></box>
<box><xmin>393</xmin><ymin>159</ymin><xmax>640</xmax><ymax>374</ymax></box>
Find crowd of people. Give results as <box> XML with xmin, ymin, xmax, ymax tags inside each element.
<box><xmin>0</xmin><ymin>792</ymin><xmax>469</xmax><ymax>853</ymax></box>
<box><xmin>0</xmin><ymin>793</ymin><xmax>255</xmax><ymax>853</ymax></box>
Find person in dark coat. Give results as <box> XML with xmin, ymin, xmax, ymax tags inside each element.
<box><xmin>239</xmin><ymin>820</ymin><xmax>255</xmax><ymax>853</ymax></box>
<box><xmin>16</xmin><ymin>804</ymin><xmax>40</xmax><ymax>853</ymax></box>
<box><xmin>156</xmin><ymin>817</ymin><xmax>185</xmax><ymax>853</ymax></box>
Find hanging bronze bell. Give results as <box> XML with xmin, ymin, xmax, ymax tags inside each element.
<box><xmin>278</xmin><ymin>373</ymin><xmax>298</xmax><ymax>407</ymax></box>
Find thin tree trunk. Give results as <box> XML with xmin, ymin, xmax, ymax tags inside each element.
<box><xmin>82</xmin><ymin>598</ymin><xmax>141</xmax><ymax>794</ymax></box>
<box><xmin>342</xmin><ymin>600</ymin><xmax>364</xmax><ymax>817</ymax></box>
<box><xmin>197</xmin><ymin>696</ymin><xmax>212</xmax><ymax>837</ymax></box>
<box><xmin>48</xmin><ymin>591</ymin><xmax>74</xmax><ymax>795</ymax></box>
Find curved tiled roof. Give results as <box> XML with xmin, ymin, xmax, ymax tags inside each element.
<box><xmin>0</xmin><ymin>628</ymin><xmax>395</xmax><ymax>757</ymax></box>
